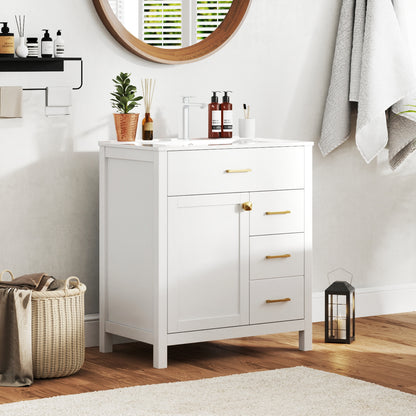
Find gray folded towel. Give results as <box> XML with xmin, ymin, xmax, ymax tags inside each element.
<box><xmin>319</xmin><ymin>0</ymin><xmax>416</xmax><ymax>169</ymax></box>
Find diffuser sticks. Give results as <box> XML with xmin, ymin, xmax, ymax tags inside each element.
<box><xmin>141</xmin><ymin>78</ymin><xmax>156</xmax><ymax>140</ymax></box>
<box><xmin>14</xmin><ymin>15</ymin><xmax>25</xmax><ymax>37</ymax></box>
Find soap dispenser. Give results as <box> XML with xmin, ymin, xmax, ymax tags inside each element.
<box><xmin>221</xmin><ymin>91</ymin><xmax>233</xmax><ymax>138</ymax></box>
<box><xmin>0</xmin><ymin>22</ymin><xmax>14</xmax><ymax>58</ymax></box>
<box><xmin>41</xmin><ymin>29</ymin><xmax>53</xmax><ymax>58</ymax></box>
<box><xmin>54</xmin><ymin>30</ymin><xmax>64</xmax><ymax>57</ymax></box>
<box><xmin>208</xmin><ymin>91</ymin><xmax>221</xmax><ymax>139</ymax></box>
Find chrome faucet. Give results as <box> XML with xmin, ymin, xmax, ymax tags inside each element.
<box><xmin>182</xmin><ymin>96</ymin><xmax>207</xmax><ymax>140</ymax></box>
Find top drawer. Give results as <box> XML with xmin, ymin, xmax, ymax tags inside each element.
<box><xmin>168</xmin><ymin>147</ymin><xmax>305</xmax><ymax>196</ymax></box>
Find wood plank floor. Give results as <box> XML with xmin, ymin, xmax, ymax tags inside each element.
<box><xmin>1</xmin><ymin>312</ymin><xmax>415</xmax><ymax>404</ymax></box>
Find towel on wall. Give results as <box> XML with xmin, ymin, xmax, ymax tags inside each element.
<box><xmin>319</xmin><ymin>0</ymin><xmax>416</xmax><ymax>169</ymax></box>
<box><xmin>46</xmin><ymin>86</ymin><xmax>72</xmax><ymax>107</ymax></box>
<box><xmin>0</xmin><ymin>86</ymin><xmax>23</xmax><ymax>118</ymax></box>
<box><xmin>45</xmin><ymin>86</ymin><xmax>72</xmax><ymax>116</ymax></box>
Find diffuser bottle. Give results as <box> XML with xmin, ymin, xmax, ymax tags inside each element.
<box><xmin>0</xmin><ymin>22</ymin><xmax>14</xmax><ymax>58</ymax></box>
<box><xmin>54</xmin><ymin>30</ymin><xmax>64</xmax><ymax>57</ymax></box>
<box><xmin>221</xmin><ymin>91</ymin><xmax>233</xmax><ymax>138</ymax></box>
<box><xmin>208</xmin><ymin>91</ymin><xmax>221</xmax><ymax>139</ymax></box>
<box><xmin>41</xmin><ymin>29</ymin><xmax>53</xmax><ymax>58</ymax></box>
<box><xmin>142</xmin><ymin>113</ymin><xmax>154</xmax><ymax>141</ymax></box>
<box><xmin>141</xmin><ymin>78</ymin><xmax>156</xmax><ymax>141</ymax></box>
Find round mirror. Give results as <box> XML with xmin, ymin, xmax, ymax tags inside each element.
<box><xmin>93</xmin><ymin>0</ymin><xmax>251</xmax><ymax>64</ymax></box>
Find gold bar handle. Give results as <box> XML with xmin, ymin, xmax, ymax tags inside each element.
<box><xmin>266</xmin><ymin>298</ymin><xmax>291</xmax><ymax>304</ymax></box>
<box><xmin>265</xmin><ymin>254</ymin><xmax>291</xmax><ymax>259</ymax></box>
<box><xmin>225</xmin><ymin>169</ymin><xmax>252</xmax><ymax>173</ymax></box>
<box><xmin>265</xmin><ymin>210</ymin><xmax>291</xmax><ymax>215</ymax></box>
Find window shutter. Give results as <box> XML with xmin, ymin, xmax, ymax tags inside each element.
<box><xmin>109</xmin><ymin>0</ymin><xmax>124</xmax><ymax>20</ymax></box>
<box><xmin>142</xmin><ymin>1</ymin><xmax>182</xmax><ymax>48</ymax></box>
<box><xmin>195</xmin><ymin>0</ymin><xmax>232</xmax><ymax>42</ymax></box>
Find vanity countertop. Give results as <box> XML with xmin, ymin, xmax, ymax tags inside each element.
<box><xmin>99</xmin><ymin>138</ymin><xmax>314</xmax><ymax>152</ymax></box>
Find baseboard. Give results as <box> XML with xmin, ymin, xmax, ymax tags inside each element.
<box><xmin>85</xmin><ymin>314</ymin><xmax>100</xmax><ymax>348</ymax></box>
<box><xmin>85</xmin><ymin>284</ymin><xmax>416</xmax><ymax>347</ymax></box>
<box><xmin>84</xmin><ymin>314</ymin><xmax>132</xmax><ymax>348</ymax></box>
<box><xmin>312</xmin><ymin>283</ymin><xmax>416</xmax><ymax>322</ymax></box>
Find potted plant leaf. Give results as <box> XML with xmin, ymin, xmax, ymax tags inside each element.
<box><xmin>111</xmin><ymin>72</ymin><xmax>143</xmax><ymax>141</ymax></box>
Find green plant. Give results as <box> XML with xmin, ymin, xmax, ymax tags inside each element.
<box><xmin>111</xmin><ymin>72</ymin><xmax>143</xmax><ymax>114</ymax></box>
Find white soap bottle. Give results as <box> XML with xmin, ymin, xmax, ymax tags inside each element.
<box><xmin>54</xmin><ymin>30</ymin><xmax>64</xmax><ymax>57</ymax></box>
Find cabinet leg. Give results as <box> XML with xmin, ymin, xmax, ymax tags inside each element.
<box><xmin>99</xmin><ymin>331</ymin><xmax>113</xmax><ymax>353</ymax></box>
<box><xmin>299</xmin><ymin>327</ymin><xmax>312</xmax><ymax>351</ymax></box>
<box><xmin>153</xmin><ymin>344</ymin><xmax>168</xmax><ymax>369</ymax></box>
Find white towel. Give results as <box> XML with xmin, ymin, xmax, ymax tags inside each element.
<box><xmin>0</xmin><ymin>86</ymin><xmax>23</xmax><ymax>118</ymax></box>
<box><xmin>388</xmin><ymin>0</ymin><xmax>416</xmax><ymax>168</ymax></box>
<box><xmin>46</xmin><ymin>86</ymin><xmax>72</xmax><ymax>107</ymax></box>
<box><xmin>319</xmin><ymin>0</ymin><xmax>416</xmax><ymax>168</ymax></box>
<box><xmin>45</xmin><ymin>86</ymin><xmax>72</xmax><ymax>117</ymax></box>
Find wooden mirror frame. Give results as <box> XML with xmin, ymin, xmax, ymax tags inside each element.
<box><xmin>93</xmin><ymin>0</ymin><xmax>251</xmax><ymax>64</ymax></box>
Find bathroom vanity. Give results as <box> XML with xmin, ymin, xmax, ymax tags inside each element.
<box><xmin>99</xmin><ymin>138</ymin><xmax>313</xmax><ymax>368</ymax></box>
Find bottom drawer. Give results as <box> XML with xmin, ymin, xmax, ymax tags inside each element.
<box><xmin>250</xmin><ymin>276</ymin><xmax>304</xmax><ymax>324</ymax></box>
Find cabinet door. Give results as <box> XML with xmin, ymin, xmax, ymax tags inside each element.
<box><xmin>168</xmin><ymin>193</ymin><xmax>250</xmax><ymax>333</ymax></box>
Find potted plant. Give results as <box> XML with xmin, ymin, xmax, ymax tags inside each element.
<box><xmin>111</xmin><ymin>72</ymin><xmax>143</xmax><ymax>141</ymax></box>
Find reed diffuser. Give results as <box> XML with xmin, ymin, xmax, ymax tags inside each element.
<box><xmin>141</xmin><ymin>78</ymin><xmax>156</xmax><ymax>140</ymax></box>
<box><xmin>15</xmin><ymin>15</ymin><xmax>28</xmax><ymax>58</ymax></box>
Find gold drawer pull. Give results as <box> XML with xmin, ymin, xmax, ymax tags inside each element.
<box><xmin>265</xmin><ymin>254</ymin><xmax>291</xmax><ymax>259</ymax></box>
<box><xmin>225</xmin><ymin>168</ymin><xmax>252</xmax><ymax>173</ymax></box>
<box><xmin>242</xmin><ymin>201</ymin><xmax>253</xmax><ymax>211</ymax></box>
<box><xmin>266</xmin><ymin>298</ymin><xmax>291</xmax><ymax>304</ymax></box>
<box><xmin>265</xmin><ymin>210</ymin><xmax>291</xmax><ymax>215</ymax></box>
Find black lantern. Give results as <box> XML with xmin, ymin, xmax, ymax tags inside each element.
<box><xmin>325</xmin><ymin>280</ymin><xmax>355</xmax><ymax>344</ymax></box>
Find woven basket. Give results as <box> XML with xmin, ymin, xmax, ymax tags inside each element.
<box><xmin>0</xmin><ymin>270</ymin><xmax>86</xmax><ymax>379</ymax></box>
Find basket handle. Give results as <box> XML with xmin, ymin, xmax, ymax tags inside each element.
<box><xmin>65</xmin><ymin>276</ymin><xmax>81</xmax><ymax>290</ymax></box>
<box><xmin>0</xmin><ymin>269</ymin><xmax>14</xmax><ymax>281</ymax></box>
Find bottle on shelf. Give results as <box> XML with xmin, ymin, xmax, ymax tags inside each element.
<box><xmin>208</xmin><ymin>91</ymin><xmax>221</xmax><ymax>139</ymax></box>
<box><xmin>0</xmin><ymin>22</ymin><xmax>14</xmax><ymax>58</ymax></box>
<box><xmin>41</xmin><ymin>29</ymin><xmax>53</xmax><ymax>58</ymax></box>
<box><xmin>221</xmin><ymin>91</ymin><xmax>233</xmax><ymax>138</ymax></box>
<box><xmin>26</xmin><ymin>38</ymin><xmax>39</xmax><ymax>57</ymax></box>
<box><xmin>142</xmin><ymin>113</ymin><xmax>154</xmax><ymax>140</ymax></box>
<box><xmin>54</xmin><ymin>30</ymin><xmax>64</xmax><ymax>57</ymax></box>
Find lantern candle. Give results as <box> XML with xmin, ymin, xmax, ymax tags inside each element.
<box><xmin>325</xmin><ymin>279</ymin><xmax>355</xmax><ymax>344</ymax></box>
<box><xmin>337</xmin><ymin>316</ymin><xmax>346</xmax><ymax>340</ymax></box>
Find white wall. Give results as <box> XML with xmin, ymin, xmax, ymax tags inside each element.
<box><xmin>1</xmin><ymin>0</ymin><xmax>415</xmax><ymax>315</ymax></box>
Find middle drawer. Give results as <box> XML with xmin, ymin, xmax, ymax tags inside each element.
<box><xmin>250</xmin><ymin>233</ymin><xmax>304</xmax><ymax>280</ymax></box>
<box><xmin>250</xmin><ymin>190</ymin><xmax>304</xmax><ymax>236</ymax></box>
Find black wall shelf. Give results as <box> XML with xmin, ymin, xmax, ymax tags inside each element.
<box><xmin>0</xmin><ymin>57</ymin><xmax>83</xmax><ymax>91</ymax></box>
<box><xmin>0</xmin><ymin>57</ymin><xmax>82</xmax><ymax>72</ymax></box>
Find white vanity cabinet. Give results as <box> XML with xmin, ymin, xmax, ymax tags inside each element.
<box><xmin>99</xmin><ymin>139</ymin><xmax>313</xmax><ymax>368</ymax></box>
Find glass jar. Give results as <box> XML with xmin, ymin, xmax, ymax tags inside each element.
<box><xmin>142</xmin><ymin>112</ymin><xmax>153</xmax><ymax>140</ymax></box>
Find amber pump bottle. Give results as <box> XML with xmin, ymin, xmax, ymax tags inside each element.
<box><xmin>0</xmin><ymin>22</ymin><xmax>14</xmax><ymax>58</ymax></box>
<box><xmin>208</xmin><ymin>91</ymin><xmax>221</xmax><ymax>138</ymax></box>
<box><xmin>221</xmin><ymin>91</ymin><xmax>233</xmax><ymax>138</ymax></box>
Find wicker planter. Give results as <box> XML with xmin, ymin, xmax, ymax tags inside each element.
<box><xmin>114</xmin><ymin>113</ymin><xmax>139</xmax><ymax>141</ymax></box>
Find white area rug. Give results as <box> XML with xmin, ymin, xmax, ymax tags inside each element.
<box><xmin>0</xmin><ymin>366</ymin><xmax>415</xmax><ymax>416</ymax></box>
